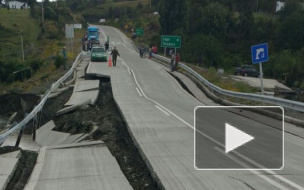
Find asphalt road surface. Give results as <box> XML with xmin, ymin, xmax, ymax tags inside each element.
<box><xmin>87</xmin><ymin>25</ymin><xmax>304</xmax><ymax>190</ymax></box>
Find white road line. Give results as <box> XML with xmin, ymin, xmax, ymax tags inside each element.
<box><xmin>100</xmin><ymin>26</ymin><xmax>107</xmax><ymax>40</ymax></box>
<box><xmin>136</xmin><ymin>87</ymin><xmax>143</xmax><ymax>97</ymax></box>
<box><xmin>155</xmin><ymin>105</ymin><xmax>170</xmax><ymax>116</ymax></box>
<box><xmin>114</xmin><ymin>27</ymin><xmax>127</xmax><ymax>43</ymax></box>
<box><xmin>120</xmin><ymin>57</ymin><xmax>193</xmax><ymax>128</ymax></box>
<box><xmin>119</xmin><ymin>56</ymin><xmax>304</xmax><ymax>190</ymax></box>
<box><xmin>214</xmin><ymin>147</ymin><xmax>289</xmax><ymax>190</ymax></box>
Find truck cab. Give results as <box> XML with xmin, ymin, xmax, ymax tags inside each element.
<box><xmin>87</xmin><ymin>27</ymin><xmax>100</xmax><ymax>45</ymax></box>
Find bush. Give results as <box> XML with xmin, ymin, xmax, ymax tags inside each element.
<box><xmin>0</xmin><ymin>59</ymin><xmax>25</xmax><ymax>83</ymax></box>
<box><xmin>26</xmin><ymin>59</ymin><xmax>44</xmax><ymax>72</ymax></box>
<box><xmin>54</xmin><ymin>55</ymin><xmax>65</xmax><ymax>69</ymax></box>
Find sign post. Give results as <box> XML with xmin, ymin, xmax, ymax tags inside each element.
<box><xmin>161</xmin><ymin>35</ymin><xmax>181</xmax><ymax>58</ymax></box>
<box><xmin>136</xmin><ymin>28</ymin><xmax>143</xmax><ymax>37</ymax></box>
<box><xmin>65</xmin><ymin>24</ymin><xmax>74</xmax><ymax>55</ymax></box>
<box><xmin>251</xmin><ymin>43</ymin><xmax>269</xmax><ymax>95</ymax></box>
<box><xmin>161</xmin><ymin>35</ymin><xmax>181</xmax><ymax>49</ymax></box>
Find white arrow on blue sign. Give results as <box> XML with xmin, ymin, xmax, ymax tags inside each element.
<box><xmin>251</xmin><ymin>43</ymin><xmax>269</xmax><ymax>64</ymax></box>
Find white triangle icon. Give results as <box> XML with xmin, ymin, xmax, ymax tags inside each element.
<box><xmin>225</xmin><ymin>123</ymin><xmax>255</xmax><ymax>153</ymax></box>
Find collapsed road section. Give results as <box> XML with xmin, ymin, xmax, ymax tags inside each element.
<box><xmin>38</xmin><ymin>78</ymin><xmax>159</xmax><ymax>190</ymax></box>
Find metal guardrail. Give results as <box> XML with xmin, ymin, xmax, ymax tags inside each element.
<box><xmin>152</xmin><ymin>54</ymin><xmax>304</xmax><ymax>112</ymax></box>
<box><xmin>0</xmin><ymin>52</ymin><xmax>84</xmax><ymax>144</ymax></box>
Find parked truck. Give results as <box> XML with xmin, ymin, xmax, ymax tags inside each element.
<box><xmin>87</xmin><ymin>26</ymin><xmax>100</xmax><ymax>45</ymax></box>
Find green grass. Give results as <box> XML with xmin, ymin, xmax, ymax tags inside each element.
<box><xmin>0</xmin><ymin>9</ymin><xmax>40</xmax><ymax>58</ymax></box>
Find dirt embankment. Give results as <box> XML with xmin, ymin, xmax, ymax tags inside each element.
<box><xmin>0</xmin><ymin>93</ymin><xmax>40</xmax><ymax>130</ymax></box>
<box><xmin>40</xmin><ymin>79</ymin><xmax>159</xmax><ymax>190</ymax></box>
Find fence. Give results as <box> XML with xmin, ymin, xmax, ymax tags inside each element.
<box><xmin>151</xmin><ymin>53</ymin><xmax>304</xmax><ymax>112</ymax></box>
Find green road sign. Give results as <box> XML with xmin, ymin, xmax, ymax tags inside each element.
<box><xmin>136</xmin><ymin>28</ymin><xmax>143</xmax><ymax>36</ymax></box>
<box><xmin>161</xmin><ymin>35</ymin><xmax>181</xmax><ymax>48</ymax></box>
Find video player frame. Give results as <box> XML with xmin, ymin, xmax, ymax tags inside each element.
<box><xmin>194</xmin><ymin>106</ymin><xmax>284</xmax><ymax>171</ymax></box>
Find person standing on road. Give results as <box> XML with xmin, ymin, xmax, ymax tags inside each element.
<box><xmin>105</xmin><ymin>41</ymin><xmax>109</xmax><ymax>52</ymax></box>
<box><xmin>111</xmin><ymin>47</ymin><xmax>120</xmax><ymax>67</ymax></box>
<box><xmin>174</xmin><ymin>52</ymin><xmax>180</xmax><ymax>71</ymax></box>
<box><xmin>170</xmin><ymin>50</ymin><xmax>175</xmax><ymax>72</ymax></box>
<box><xmin>149</xmin><ymin>47</ymin><xmax>153</xmax><ymax>59</ymax></box>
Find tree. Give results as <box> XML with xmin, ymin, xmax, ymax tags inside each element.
<box><xmin>159</xmin><ymin>0</ymin><xmax>186</xmax><ymax>34</ymax></box>
<box><xmin>275</xmin><ymin>3</ymin><xmax>304</xmax><ymax>50</ymax></box>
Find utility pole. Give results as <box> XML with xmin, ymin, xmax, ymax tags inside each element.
<box><xmin>21</xmin><ymin>30</ymin><xmax>25</xmax><ymax>61</ymax></box>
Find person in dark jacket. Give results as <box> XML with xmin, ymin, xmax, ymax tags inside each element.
<box><xmin>110</xmin><ymin>47</ymin><xmax>120</xmax><ymax>67</ymax></box>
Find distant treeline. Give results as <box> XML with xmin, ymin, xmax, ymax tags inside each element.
<box><xmin>158</xmin><ymin>0</ymin><xmax>304</xmax><ymax>88</ymax></box>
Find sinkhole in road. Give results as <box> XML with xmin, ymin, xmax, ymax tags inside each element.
<box><xmin>41</xmin><ymin>77</ymin><xmax>160</xmax><ymax>190</ymax></box>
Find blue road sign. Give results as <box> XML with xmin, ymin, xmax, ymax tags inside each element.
<box><xmin>251</xmin><ymin>43</ymin><xmax>269</xmax><ymax>64</ymax></box>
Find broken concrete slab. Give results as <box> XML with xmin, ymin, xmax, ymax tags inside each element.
<box><xmin>76</xmin><ymin>69</ymin><xmax>85</xmax><ymax>79</ymax></box>
<box><xmin>56</xmin><ymin>100</ymin><xmax>91</xmax><ymax>116</ymax></box>
<box><xmin>47</xmin><ymin>140</ymin><xmax>105</xmax><ymax>150</ymax></box>
<box><xmin>74</xmin><ymin>80</ymin><xmax>100</xmax><ymax>92</ymax></box>
<box><xmin>36</xmin><ymin>120</ymin><xmax>70</xmax><ymax>146</ymax></box>
<box><xmin>65</xmin><ymin>90</ymin><xmax>99</xmax><ymax>106</ymax></box>
<box><xmin>0</xmin><ymin>158</ymin><xmax>19</xmax><ymax>175</ymax></box>
<box><xmin>25</xmin><ymin>142</ymin><xmax>130</xmax><ymax>190</ymax></box>
<box><xmin>0</xmin><ymin>150</ymin><xmax>21</xmax><ymax>159</ymax></box>
<box><xmin>0</xmin><ymin>175</ymin><xmax>9</xmax><ymax>190</ymax></box>
<box><xmin>59</xmin><ymin>134</ymin><xmax>85</xmax><ymax>145</ymax></box>
<box><xmin>0</xmin><ymin>157</ymin><xmax>20</xmax><ymax>190</ymax></box>
<box><xmin>1</xmin><ymin>134</ymin><xmax>41</xmax><ymax>152</ymax></box>
<box><xmin>73</xmin><ymin>134</ymin><xmax>88</xmax><ymax>143</ymax></box>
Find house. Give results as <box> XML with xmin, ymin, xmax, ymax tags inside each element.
<box><xmin>276</xmin><ymin>1</ymin><xmax>285</xmax><ymax>12</ymax></box>
<box><xmin>0</xmin><ymin>0</ymin><xmax>6</xmax><ymax>8</ymax></box>
<box><xmin>8</xmin><ymin>0</ymin><xmax>28</xmax><ymax>9</ymax></box>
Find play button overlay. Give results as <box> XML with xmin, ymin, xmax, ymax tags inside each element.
<box><xmin>225</xmin><ymin>123</ymin><xmax>255</xmax><ymax>153</ymax></box>
<box><xmin>194</xmin><ymin>106</ymin><xmax>284</xmax><ymax>170</ymax></box>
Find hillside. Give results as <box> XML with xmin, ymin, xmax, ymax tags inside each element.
<box><xmin>0</xmin><ymin>9</ymin><xmax>40</xmax><ymax>59</ymax></box>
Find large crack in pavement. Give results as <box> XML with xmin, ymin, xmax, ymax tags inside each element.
<box><xmin>41</xmin><ymin>78</ymin><xmax>159</xmax><ymax>190</ymax></box>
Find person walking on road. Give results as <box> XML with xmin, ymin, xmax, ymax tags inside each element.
<box><xmin>111</xmin><ymin>47</ymin><xmax>120</xmax><ymax>67</ymax></box>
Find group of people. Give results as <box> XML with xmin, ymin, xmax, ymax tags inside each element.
<box><xmin>148</xmin><ymin>45</ymin><xmax>158</xmax><ymax>59</ymax></box>
<box><xmin>81</xmin><ymin>33</ymin><xmax>93</xmax><ymax>52</ymax></box>
<box><xmin>139</xmin><ymin>45</ymin><xmax>181</xmax><ymax>72</ymax></box>
<box><xmin>82</xmin><ymin>37</ymin><xmax>180</xmax><ymax>70</ymax></box>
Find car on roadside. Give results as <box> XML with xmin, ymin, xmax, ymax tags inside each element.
<box><xmin>235</xmin><ymin>65</ymin><xmax>260</xmax><ymax>77</ymax></box>
<box><xmin>91</xmin><ymin>46</ymin><xmax>107</xmax><ymax>62</ymax></box>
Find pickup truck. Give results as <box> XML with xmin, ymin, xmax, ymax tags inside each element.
<box><xmin>235</xmin><ymin>65</ymin><xmax>260</xmax><ymax>77</ymax></box>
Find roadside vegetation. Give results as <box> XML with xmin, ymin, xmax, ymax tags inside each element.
<box><xmin>64</xmin><ymin>0</ymin><xmax>304</xmax><ymax>92</ymax></box>
<box><xmin>1</xmin><ymin>0</ymin><xmax>304</xmax><ymax>95</ymax></box>
<box><xmin>158</xmin><ymin>0</ymin><xmax>304</xmax><ymax>90</ymax></box>
<box><xmin>0</xmin><ymin>0</ymin><xmax>85</xmax><ymax>94</ymax></box>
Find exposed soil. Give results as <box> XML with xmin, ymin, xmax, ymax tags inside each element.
<box><xmin>40</xmin><ymin>79</ymin><xmax>159</xmax><ymax>190</ymax></box>
<box><xmin>0</xmin><ymin>93</ymin><xmax>40</xmax><ymax>130</ymax></box>
<box><xmin>0</xmin><ymin>146</ymin><xmax>38</xmax><ymax>190</ymax></box>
